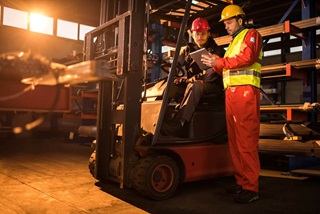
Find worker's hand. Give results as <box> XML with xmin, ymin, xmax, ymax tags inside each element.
<box><xmin>174</xmin><ymin>77</ymin><xmax>187</xmax><ymax>84</ymax></box>
<box><xmin>201</xmin><ymin>53</ymin><xmax>219</xmax><ymax>68</ymax></box>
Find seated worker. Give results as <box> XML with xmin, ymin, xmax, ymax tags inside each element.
<box><xmin>161</xmin><ymin>17</ymin><xmax>225</xmax><ymax>137</ymax></box>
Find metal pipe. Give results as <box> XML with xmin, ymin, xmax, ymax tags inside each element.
<box><xmin>259</xmin><ymin>139</ymin><xmax>320</xmax><ymax>157</ymax></box>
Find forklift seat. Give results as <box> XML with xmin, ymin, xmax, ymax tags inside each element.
<box><xmin>196</xmin><ymin>93</ymin><xmax>225</xmax><ymax>110</ymax></box>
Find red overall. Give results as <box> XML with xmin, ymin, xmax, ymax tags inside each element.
<box><xmin>226</xmin><ymin>85</ymin><xmax>260</xmax><ymax>192</ymax></box>
<box><xmin>215</xmin><ymin>29</ymin><xmax>262</xmax><ymax>192</ymax></box>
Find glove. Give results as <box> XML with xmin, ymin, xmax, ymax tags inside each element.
<box><xmin>174</xmin><ymin>77</ymin><xmax>187</xmax><ymax>84</ymax></box>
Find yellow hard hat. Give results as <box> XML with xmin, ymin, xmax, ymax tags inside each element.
<box><xmin>219</xmin><ymin>4</ymin><xmax>245</xmax><ymax>22</ymax></box>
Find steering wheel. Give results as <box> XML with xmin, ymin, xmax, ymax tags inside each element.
<box><xmin>160</xmin><ymin>61</ymin><xmax>185</xmax><ymax>77</ymax></box>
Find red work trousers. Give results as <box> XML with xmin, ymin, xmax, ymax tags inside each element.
<box><xmin>225</xmin><ymin>85</ymin><xmax>260</xmax><ymax>192</ymax></box>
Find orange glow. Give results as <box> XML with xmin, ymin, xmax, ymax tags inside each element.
<box><xmin>29</xmin><ymin>13</ymin><xmax>53</xmax><ymax>35</ymax></box>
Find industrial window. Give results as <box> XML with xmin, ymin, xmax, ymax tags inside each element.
<box><xmin>263</xmin><ymin>49</ymin><xmax>281</xmax><ymax>57</ymax></box>
<box><xmin>57</xmin><ymin>19</ymin><xmax>78</xmax><ymax>40</ymax></box>
<box><xmin>267</xmin><ymin>37</ymin><xmax>281</xmax><ymax>43</ymax></box>
<box><xmin>3</xmin><ymin>7</ymin><xmax>28</xmax><ymax>29</ymax></box>
<box><xmin>290</xmin><ymin>46</ymin><xmax>303</xmax><ymax>53</ymax></box>
<box><xmin>289</xmin><ymin>36</ymin><xmax>302</xmax><ymax>53</ymax></box>
<box><xmin>162</xmin><ymin>45</ymin><xmax>172</xmax><ymax>53</ymax></box>
<box><xmin>79</xmin><ymin>24</ymin><xmax>95</xmax><ymax>41</ymax></box>
<box><xmin>29</xmin><ymin>13</ymin><xmax>53</xmax><ymax>35</ymax></box>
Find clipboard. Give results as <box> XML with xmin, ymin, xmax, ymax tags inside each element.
<box><xmin>189</xmin><ymin>48</ymin><xmax>210</xmax><ymax>70</ymax></box>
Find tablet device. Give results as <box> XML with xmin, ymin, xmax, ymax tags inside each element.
<box><xmin>189</xmin><ymin>48</ymin><xmax>210</xmax><ymax>70</ymax></box>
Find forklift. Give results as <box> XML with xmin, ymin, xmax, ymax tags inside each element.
<box><xmin>84</xmin><ymin>0</ymin><xmax>234</xmax><ymax>200</ymax></box>
<box><xmin>2</xmin><ymin>0</ymin><xmax>319</xmax><ymax>202</ymax></box>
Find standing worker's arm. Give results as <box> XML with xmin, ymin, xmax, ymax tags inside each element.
<box><xmin>215</xmin><ymin>29</ymin><xmax>262</xmax><ymax>70</ymax></box>
<box><xmin>201</xmin><ymin>29</ymin><xmax>262</xmax><ymax>72</ymax></box>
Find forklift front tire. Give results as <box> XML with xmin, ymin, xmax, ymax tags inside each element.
<box><xmin>132</xmin><ymin>155</ymin><xmax>180</xmax><ymax>200</ymax></box>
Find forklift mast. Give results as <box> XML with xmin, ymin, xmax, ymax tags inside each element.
<box><xmin>84</xmin><ymin>0</ymin><xmax>193</xmax><ymax>188</ymax></box>
<box><xmin>84</xmin><ymin>0</ymin><xmax>146</xmax><ymax>187</ymax></box>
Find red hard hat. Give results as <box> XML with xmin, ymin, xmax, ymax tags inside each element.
<box><xmin>191</xmin><ymin>17</ymin><xmax>210</xmax><ymax>31</ymax></box>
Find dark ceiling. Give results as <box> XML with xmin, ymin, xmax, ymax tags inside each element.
<box><xmin>149</xmin><ymin>0</ymin><xmax>320</xmax><ymax>38</ymax></box>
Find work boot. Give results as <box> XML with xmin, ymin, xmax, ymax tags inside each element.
<box><xmin>235</xmin><ymin>190</ymin><xmax>259</xmax><ymax>203</ymax></box>
<box><xmin>227</xmin><ymin>184</ymin><xmax>242</xmax><ymax>194</ymax></box>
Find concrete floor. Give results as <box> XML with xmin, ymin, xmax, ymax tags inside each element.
<box><xmin>0</xmin><ymin>137</ymin><xmax>146</xmax><ymax>214</ymax></box>
<box><xmin>1</xmin><ymin>136</ymin><xmax>320</xmax><ymax>214</ymax></box>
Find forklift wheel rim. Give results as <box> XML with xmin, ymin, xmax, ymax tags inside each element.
<box><xmin>151</xmin><ymin>163</ymin><xmax>174</xmax><ymax>193</ymax></box>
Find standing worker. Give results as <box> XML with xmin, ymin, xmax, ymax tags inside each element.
<box><xmin>201</xmin><ymin>4</ymin><xmax>262</xmax><ymax>203</ymax></box>
<box><xmin>161</xmin><ymin>17</ymin><xmax>225</xmax><ymax>137</ymax></box>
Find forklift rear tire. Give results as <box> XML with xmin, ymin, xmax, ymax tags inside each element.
<box><xmin>132</xmin><ymin>155</ymin><xmax>180</xmax><ymax>200</ymax></box>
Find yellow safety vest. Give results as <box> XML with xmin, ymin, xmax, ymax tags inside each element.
<box><xmin>222</xmin><ymin>28</ymin><xmax>262</xmax><ymax>89</ymax></box>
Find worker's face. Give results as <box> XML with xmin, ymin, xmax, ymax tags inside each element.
<box><xmin>223</xmin><ymin>17</ymin><xmax>243</xmax><ymax>36</ymax></box>
<box><xmin>192</xmin><ymin>30</ymin><xmax>209</xmax><ymax>48</ymax></box>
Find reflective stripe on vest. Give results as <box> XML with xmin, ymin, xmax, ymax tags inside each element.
<box><xmin>227</xmin><ymin>70</ymin><xmax>261</xmax><ymax>78</ymax></box>
<box><xmin>223</xmin><ymin>70</ymin><xmax>261</xmax><ymax>89</ymax></box>
<box><xmin>223</xmin><ymin>28</ymin><xmax>262</xmax><ymax>88</ymax></box>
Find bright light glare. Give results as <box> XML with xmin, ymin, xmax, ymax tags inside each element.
<box><xmin>29</xmin><ymin>13</ymin><xmax>53</xmax><ymax>35</ymax></box>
